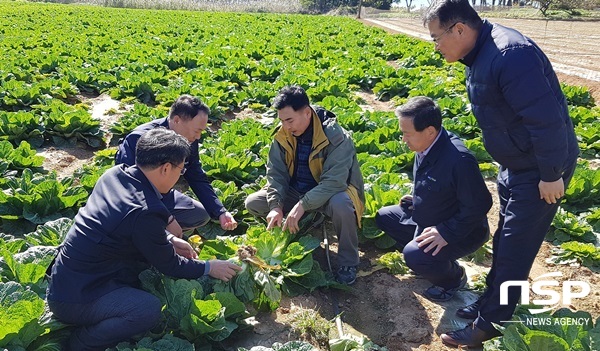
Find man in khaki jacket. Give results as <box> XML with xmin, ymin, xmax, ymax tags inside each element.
<box><xmin>245</xmin><ymin>85</ymin><xmax>364</xmax><ymax>285</ymax></box>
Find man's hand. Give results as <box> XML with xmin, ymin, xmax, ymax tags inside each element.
<box><xmin>539</xmin><ymin>178</ymin><xmax>565</xmax><ymax>205</ymax></box>
<box><xmin>166</xmin><ymin>216</ymin><xmax>183</xmax><ymax>238</ymax></box>
<box><xmin>399</xmin><ymin>194</ymin><xmax>414</xmax><ymax>210</ymax></box>
<box><xmin>207</xmin><ymin>260</ymin><xmax>242</xmax><ymax>282</ymax></box>
<box><xmin>283</xmin><ymin>202</ymin><xmax>305</xmax><ymax>234</ymax></box>
<box><xmin>266</xmin><ymin>208</ymin><xmax>284</xmax><ymax>230</ymax></box>
<box><xmin>415</xmin><ymin>226</ymin><xmax>448</xmax><ymax>256</ymax></box>
<box><xmin>219</xmin><ymin>212</ymin><xmax>238</xmax><ymax>231</ymax></box>
<box><xmin>171</xmin><ymin>236</ymin><xmax>198</xmax><ymax>259</ymax></box>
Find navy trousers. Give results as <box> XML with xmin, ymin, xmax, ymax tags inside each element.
<box><xmin>47</xmin><ymin>287</ymin><xmax>162</xmax><ymax>351</ymax></box>
<box><xmin>376</xmin><ymin>205</ymin><xmax>488</xmax><ymax>289</ymax></box>
<box><xmin>163</xmin><ymin>189</ymin><xmax>211</xmax><ymax>230</ymax></box>
<box><xmin>474</xmin><ymin>161</ymin><xmax>576</xmax><ymax>333</ymax></box>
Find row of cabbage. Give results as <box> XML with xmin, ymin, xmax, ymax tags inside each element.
<box><xmin>0</xmin><ymin>1</ymin><xmax>599</xmax><ymax>350</ymax></box>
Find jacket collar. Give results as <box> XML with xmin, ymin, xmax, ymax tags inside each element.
<box><xmin>418</xmin><ymin>128</ymin><xmax>450</xmax><ymax>168</ymax></box>
<box><xmin>158</xmin><ymin>117</ymin><xmax>169</xmax><ymax>129</ymax></box>
<box><xmin>296</xmin><ymin>118</ymin><xmax>314</xmax><ymax>143</ymax></box>
<box><xmin>460</xmin><ymin>19</ymin><xmax>492</xmax><ymax>67</ymax></box>
<box><xmin>124</xmin><ymin>164</ymin><xmax>163</xmax><ymax>199</ymax></box>
<box><xmin>274</xmin><ymin>107</ymin><xmax>329</xmax><ymax>154</ymax></box>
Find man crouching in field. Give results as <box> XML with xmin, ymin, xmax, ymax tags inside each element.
<box><xmin>46</xmin><ymin>128</ymin><xmax>240</xmax><ymax>351</ymax></box>
<box><xmin>115</xmin><ymin>94</ymin><xmax>238</xmax><ymax>240</ymax></box>
<box><xmin>245</xmin><ymin>85</ymin><xmax>365</xmax><ymax>285</ymax></box>
<box><xmin>376</xmin><ymin>96</ymin><xmax>492</xmax><ymax>301</ymax></box>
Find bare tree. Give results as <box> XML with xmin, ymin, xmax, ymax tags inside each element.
<box><xmin>535</xmin><ymin>0</ymin><xmax>554</xmax><ymax>15</ymax></box>
<box><xmin>404</xmin><ymin>0</ymin><xmax>414</xmax><ymax>11</ymax></box>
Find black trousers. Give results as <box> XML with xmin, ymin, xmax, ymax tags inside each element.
<box><xmin>47</xmin><ymin>287</ymin><xmax>161</xmax><ymax>351</ymax></box>
<box><xmin>375</xmin><ymin>205</ymin><xmax>488</xmax><ymax>289</ymax></box>
<box><xmin>474</xmin><ymin>160</ymin><xmax>577</xmax><ymax>333</ymax></box>
<box><xmin>162</xmin><ymin>189</ymin><xmax>211</xmax><ymax>230</ymax></box>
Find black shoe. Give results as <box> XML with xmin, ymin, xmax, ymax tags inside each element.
<box><xmin>456</xmin><ymin>300</ymin><xmax>481</xmax><ymax>319</ymax></box>
<box><xmin>423</xmin><ymin>266</ymin><xmax>467</xmax><ymax>302</ymax></box>
<box><xmin>441</xmin><ymin>323</ymin><xmax>499</xmax><ymax>347</ymax></box>
<box><xmin>336</xmin><ymin>266</ymin><xmax>357</xmax><ymax>285</ymax></box>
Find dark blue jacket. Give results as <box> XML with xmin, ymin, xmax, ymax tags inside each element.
<box><xmin>115</xmin><ymin>118</ymin><xmax>226</xmax><ymax>219</ymax></box>
<box><xmin>47</xmin><ymin>165</ymin><xmax>207</xmax><ymax>303</ymax></box>
<box><xmin>461</xmin><ymin>20</ymin><xmax>579</xmax><ymax>181</ymax></box>
<box><xmin>412</xmin><ymin>129</ymin><xmax>492</xmax><ymax>244</ymax></box>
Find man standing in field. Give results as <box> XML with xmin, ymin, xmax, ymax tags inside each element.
<box><xmin>376</xmin><ymin>96</ymin><xmax>492</xmax><ymax>302</ymax></box>
<box><xmin>424</xmin><ymin>0</ymin><xmax>579</xmax><ymax>346</ymax></box>
<box><xmin>245</xmin><ymin>85</ymin><xmax>365</xmax><ymax>285</ymax></box>
<box><xmin>115</xmin><ymin>95</ymin><xmax>237</xmax><ymax>239</ymax></box>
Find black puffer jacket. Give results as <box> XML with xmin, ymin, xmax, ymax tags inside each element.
<box><xmin>460</xmin><ymin>20</ymin><xmax>579</xmax><ymax>181</ymax></box>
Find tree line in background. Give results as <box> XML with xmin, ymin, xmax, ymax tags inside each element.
<box><xmin>300</xmin><ymin>0</ymin><xmax>396</xmax><ymax>12</ymax></box>
<box><xmin>468</xmin><ymin>0</ymin><xmax>600</xmax><ymax>15</ymax></box>
<box><xmin>30</xmin><ymin>0</ymin><xmax>600</xmax><ymax>14</ymax></box>
<box><xmin>301</xmin><ymin>0</ymin><xmax>600</xmax><ymax>14</ymax></box>
<box><xmin>534</xmin><ymin>0</ymin><xmax>600</xmax><ymax>15</ymax></box>
<box><xmin>301</xmin><ymin>0</ymin><xmax>599</xmax><ymax>15</ymax></box>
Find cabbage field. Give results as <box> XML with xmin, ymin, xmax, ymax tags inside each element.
<box><xmin>1</xmin><ymin>1</ymin><xmax>600</xmax><ymax>350</ymax></box>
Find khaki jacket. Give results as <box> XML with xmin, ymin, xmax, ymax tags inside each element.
<box><xmin>265</xmin><ymin>107</ymin><xmax>365</xmax><ymax>227</ymax></box>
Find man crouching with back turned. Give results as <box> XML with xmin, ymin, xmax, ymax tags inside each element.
<box><xmin>46</xmin><ymin>128</ymin><xmax>241</xmax><ymax>351</ymax></box>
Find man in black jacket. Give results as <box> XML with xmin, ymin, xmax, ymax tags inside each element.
<box><xmin>115</xmin><ymin>95</ymin><xmax>237</xmax><ymax>238</ymax></box>
<box><xmin>47</xmin><ymin>128</ymin><xmax>241</xmax><ymax>351</ymax></box>
<box><xmin>376</xmin><ymin>96</ymin><xmax>492</xmax><ymax>301</ymax></box>
<box><xmin>424</xmin><ymin>0</ymin><xmax>579</xmax><ymax>346</ymax></box>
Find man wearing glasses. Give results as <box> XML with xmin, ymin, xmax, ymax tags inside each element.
<box><xmin>424</xmin><ymin>0</ymin><xmax>579</xmax><ymax>347</ymax></box>
<box><xmin>47</xmin><ymin>128</ymin><xmax>241</xmax><ymax>351</ymax></box>
<box><xmin>116</xmin><ymin>95</ymin><xmax>238</xmax><ymax>240</ymax></box>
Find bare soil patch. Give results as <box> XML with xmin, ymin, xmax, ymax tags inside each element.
<box><xmin>221</xmin><ymin>234</ymin><xmax>488</xmax><ymax>351</ymax></box>
<box><xmin>37</xmin><ymin>145</ymin><xmax>95</xmax><ymax>177</ymax></box>
<box><xmin>355</xmin><ymin>91</ymin><xmax>397</xmax><ymax>112</ymax></box>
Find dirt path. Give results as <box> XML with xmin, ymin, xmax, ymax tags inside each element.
<box><xmin>361</xmin><ymin>17</ymin><xmax>600</xmax><ymax>102</ymax></box>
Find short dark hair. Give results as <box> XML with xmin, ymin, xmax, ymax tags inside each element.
<box><xmin>169</xmin><ymin>94</ymin><xmax>210</xmax><ymax>121</ymax></box>
<box><xmin>423</xmin><ymin>0</ymin><xmax>482</xmax><ymax>30</ymax></box>
<box><xmin>272</xmin><ymin>85</ymin><xmax>310</xmax><ymax>111</ymax></box>
<box><xmin>395</xmin><ymin>96</ymin><xmax>442</xmax><ymax>132</ymax></box>
<box><xmin>136</xmin><ymin>128</ymin><xmax>190</xmax><ymax>169</ymax></box>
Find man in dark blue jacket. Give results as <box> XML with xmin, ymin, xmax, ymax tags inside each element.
<box><xmin>376</xmin><ymin>96</ymin><xmax>492</xmax><ymax>301</ymax></box>
<box><xmin>115</xmin><ymin>95</ymin><xmax>237</xmax><ymax>238</ymax></box>
<box><xmin>47</xmin><ymin>128</ymin><xmax>241</xmax><ymax>351</ymax></box>
<box><xmin>424</xmin><ymin>0</ymin><xmax>579</xmax><ymax>346</ymax></box>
